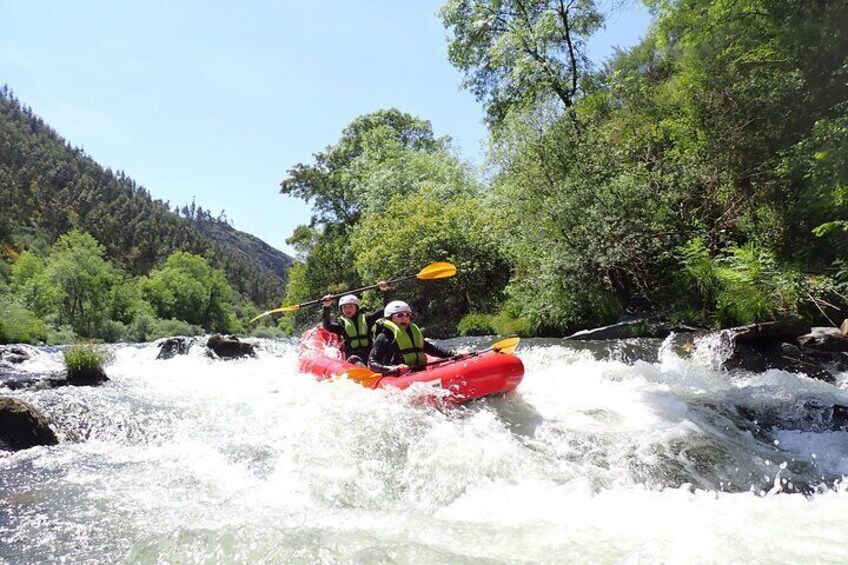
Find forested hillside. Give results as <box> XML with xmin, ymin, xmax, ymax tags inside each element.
<box><xmin>0</xmin><ymin>86</ymin><xmax>291</xmax><ymax>306</ymax></box>
<box><xmin>0</xmin><ymin>86</ymin><xmax>294</xmax><ymax>344</ymax></box>
<box><xmin>281</xmin><ymin>0</ymin><xmax>848</xmax><ymax>337</ymax></box>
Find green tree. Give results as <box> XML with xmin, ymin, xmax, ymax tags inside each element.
<box><xmin>142</xmin><ymin>251</ymin><xmax>237</xmax><ymax>332</ymax></box>
<box><xmin>483</xmin><ymin>0</ymin><xmax>848</xmax><ymax>331</ymax></box>
<box><xmin>0</xmin><ymin>297</ymin><xmax>47</xmax><ymax>344</ymax></box>
<box><xmin>440</xmin><ymin>0</ymin><xmax>604</xmax><ymax>126</ymax></box>
<box><xmin>46</xmin><ymin>230</ymin><xmax>117</xmax><ymax>337</ymax></box>
<box><xmin>11</xmin><ymin>251</ymin><xmax>58</xmax><ymax>318</ymax></box>
<box><xmin>278</xmin><ymin>109</ymin><xmax>448</xmax><ymax>328</ymax></box>
<box><xmin>280</xmin><ymin>109</ymin><xmax>443</xmax><ymax>229</ymax></box>
<box><xmin>351</xmin><ymin>185</ymin><xmax>510</xmax><ymax>336</ymax></box>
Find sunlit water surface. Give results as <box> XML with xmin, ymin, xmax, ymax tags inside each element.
<box><xmin>2</xmin><ymin>336</ymin><xmax>848</xmax><ymax>564</ymax></box>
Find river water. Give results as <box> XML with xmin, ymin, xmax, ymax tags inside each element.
<box><xmin>2</xmin><ymin>335</ymin><xmax>848</xmax><ymax>564</ymax></box>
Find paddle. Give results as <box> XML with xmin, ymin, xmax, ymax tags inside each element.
<box><xmin>338</xmin><ymin>367</ymin><xmax>384</xmax><ymax>388</ymax></box>
<box><xmin>416</xmin><ymin>336</ymin><xmax>522</xmax><ymax>370</ymax></box>
<box><xmin>337</xmin><ymin>337</ymin><xmax>522</xmax><ymax>385</ymax></box>
<box><xmin>249</xmin><ymin>261</ymin><xmax>457</xmax><ymax>323</ymax></box>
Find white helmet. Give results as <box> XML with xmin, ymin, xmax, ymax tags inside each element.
<box><xmin>385</xmin><ymin>300</ymin><xmax>412</xmax><ymax>317</ymax></box>
<box><xmin>339</xmin><ymin>294</ymin><xmax>360</xmax><ymax>308</ymax></box>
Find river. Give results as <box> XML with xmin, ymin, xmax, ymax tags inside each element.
<box><xmin>2</xmin><ymin>335</ymin><xmax>848</xmax><ymax>564</ymax></box>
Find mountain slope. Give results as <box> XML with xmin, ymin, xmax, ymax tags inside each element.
<box><xmin>0</xmin><ymin>86</ymin><xmax>291</xmax><ymax>305</ymax></box>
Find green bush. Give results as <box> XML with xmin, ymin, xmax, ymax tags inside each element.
<box><xmin>458</xmin><ymin>306</ymin><xmax>534</xmax><ymax>337</ymax></box>
<box><xmin>276</xmin><ymin>316</ymin><xmax>296</xmax><ymax>337</ymax></box>
<box><xmin>149</xmin><ymin>318</ymin><xmax>204</xmax><ymax>340</ymax></box>
<box><xmin>677</xmin><ymin>239</ymin><xmax>822</xmax><ymax>327</ymax></box>
<box><xmin>489</xmin><ymin>310</ymin><xmax>533</xmax><ymax>337</ymax></box>
<box><xmin>457</xmin><ymin>313</ymin><xmax>495</xmax><ymax>336</ymax></box>
<box><xmin>100</xmin><ymin>320</ymin><xmax>130</xmax><ymax>343</ymax></box>
<box><xmin>0</xmin><ymin>298</ymin><xmax>47</xmax><ymax>344</ymax></box>
<box><xmin>63</xmin><ymin>345</ymin><xmax>108</xmax><ymax>373</ymax></box>
<box><xmin>127</xmin><ymin>308</ymin><xmax>157</xmax><ymax>342</ymax></box>
<box><xmin>249</xmin><ymin>324</ymin><xmax>290</xmax><ymax>339</ymax></box>
<box><xmin>46</xmin><ymin>325</ymin><xmax>78</xmax><ymax>345</ymax></box>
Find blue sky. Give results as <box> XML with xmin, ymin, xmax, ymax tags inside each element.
<box><xmin>1</xmin><ymin>1</ymin><xmax>651</xmax><ymax>256</ymax></box>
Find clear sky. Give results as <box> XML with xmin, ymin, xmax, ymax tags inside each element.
<box><xmin>0</xmin><ymin>1</ymin><xmax>651</xmax><ymax>256</ymax></box>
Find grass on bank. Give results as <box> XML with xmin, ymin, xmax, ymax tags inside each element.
<box><xmin>63</xmin><ymin>345</ymin><xmax>109</xmax><ymax>373</ymax></box>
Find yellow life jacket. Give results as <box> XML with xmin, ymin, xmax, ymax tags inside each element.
<box><xmin>340</xmin><ymin>313</ymin><xmax>370</xmax><ymax>350</ymax></box>
<box><xmin>381</xmin><ymin>319</ymin><xmax>426</xmax><ymax>367</ymax></box>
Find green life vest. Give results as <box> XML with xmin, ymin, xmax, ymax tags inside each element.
<box><xmin>381</xmin><ymin>320</ymin><xmax>426</xmax><ymax>367</ymax></box>
<box><xmin>340</xmin><ymin>313</ymin><xmax>370</xmax><ymax>350</ymax></box>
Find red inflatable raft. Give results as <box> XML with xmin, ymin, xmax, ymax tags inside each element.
<box><xmin>297</xmin><ymin>326</ymin><xmax>524</xmax><ymax>404</ymax></box>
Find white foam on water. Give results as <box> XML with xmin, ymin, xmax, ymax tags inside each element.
<box><xmin>2</xmin><ymin>338</ymin><xmax>848</xmax><ymax>563</ymax></box>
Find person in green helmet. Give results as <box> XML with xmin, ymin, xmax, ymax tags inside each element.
<box><xmin>321</xmin><ymin>281</ymin><xmax>390</xmax><ymax>366</ymax></box>
<box><xmin>367</xmin><ymin>300</ymin><xmax>459</xmax><ymax>375</ymax></box>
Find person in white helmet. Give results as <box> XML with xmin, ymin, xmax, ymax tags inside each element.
<box><xmin>321</xmin><ymin>281</ymin><xmax>391</xmax><ymax>365</ymax></box>
<box><xmin>367</xmin><ymin>300</ymin><xmax>458</xmax><ymax>375</ymax></box>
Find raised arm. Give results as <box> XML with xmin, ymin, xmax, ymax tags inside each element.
<box><xmin>321</xmin><ymin>296</ymin><xmax>343</xmax><ymax>334</ymax></box>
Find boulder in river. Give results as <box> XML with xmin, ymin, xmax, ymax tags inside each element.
<box><xmin>206</xmin><ymin>334</ymin><xmax>256</xmax><ymax>359</ymax></box>
<box><xmin>718</xmin><ymin>319</ymin><xmax>843</xmax><ymax>383</ymax></box>
<box><xmin>0</xmin><ymin>344</ymin><xmax>33</xmax><ymax>366</ymax></box>
<box><xmin>796</xmin><ymin>326</ymin><xmax>848</xmax><ymax>353</ymax></box>
<box><xmin>156</xmin><ymin>337</ymin><xmax>196</xmax><ymax>360</ymax></box>
<box><xmin>66</xmin><ymin>365</ymin><xmax>109</xmax><ymax>386</ymax></box>
<box><xmin>564</xmin><ymin>319</ymin><xmax>701</xmax><ymax>341</ymax></box>
<box><xmin>0</xmin><ymin>396</ymin><xmax>58</xmax><ymax>450</ymax></box>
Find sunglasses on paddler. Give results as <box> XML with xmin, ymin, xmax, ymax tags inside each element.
<box><xmin>393</xmin><ymin>312</ymin><xmax>412</xmax><ymax>318</ymax></box>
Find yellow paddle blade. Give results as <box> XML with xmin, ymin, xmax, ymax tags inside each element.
<box><xmin>339</xmin><ymin>368</ymin><xmax>383</xmax><ymax>388</ymax></box>
<box><xmin>492</xmin><ymin>337</ymin><xmax>521</xmax><ymax>355</ymax></box>
<box><xmin>248</xmin><ymin>304</ymin><xmax>300</xmax><ymax>323</ymax></box>
<box><xmin>248</xmin><ymin>310</ymin><xmax>276</xmax><ymax>323</ymax></box>
<box><xmin>416</xmin><ymin>261</ymin><xmax>457</xmax><ymax>280</ymax></box>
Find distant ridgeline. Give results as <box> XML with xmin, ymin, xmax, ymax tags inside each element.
<box><xmin>0</xmin><ymin>86</ymin><xmax>291</xmax><ymax>306</ymax></box>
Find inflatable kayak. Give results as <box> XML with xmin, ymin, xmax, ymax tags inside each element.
<box><xmin>297</xmin><ymin>326</ymin><xmax>524</xmax><ymax>403</ymax></box>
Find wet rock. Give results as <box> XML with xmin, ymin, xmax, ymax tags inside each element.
<box><xmin>712</xmin><ymin>319</ymin><xmax>839</xmax><ymax>382</ymax></box>
<box><xmin>0</xmin><ymin>370</ymin><xmax>60</xmax><ymax>391</ymax></box>
<box><xmin>0</xmin><ymin>345</ymin><xmax>33</xmax><ymax>366</ymax></box>
<box><xmin>796</xmin><ymin>348</ymin><xmax>848</xmax><ymax>372</ymax></box>
<box><xmin>796</xmin><ymin>327</ymin><xmax>848</xmax><ymax>353</ymax></box>
<box><xmin>66</xmin><ymin>365</ymin><xmax>109</xmax><ymax>386</ymax></box>
<box><xmin>565</xmin><ymin>320</ymin><xmax>700</xmax><ymax>341</ymax></box>
<box><xmin>156</xmin><ymin>337</ymin><xmax>195</xmax><ymax>360</ymax></box>
<box><xmin>0</xmin><ymin>397</ymin><xmax>58</xmax><ymax>450</ymax></box>
<box><xmin>724</xmin><ymin>341</ymin><xmax>835</xmax><ymax>383</ymax></box>
<box><xmin>207</xmin><ymin>334</ymin><xmax>256</xmax><ymax>359</ymax></box>
<box><xmin>724</xmin><ymin>319</ymin><xmax>811</xmax><ymax>346</ymax></box>
<box><xmin>736</xmin><ymin>398</ymin><xmax>848</xmax><ymax>434</ymax></box>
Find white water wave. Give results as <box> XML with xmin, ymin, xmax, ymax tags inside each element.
<box><xmin>1</xmin><ymin>338</ymin><xmax>848</xmax><ymax>563</ymax></box>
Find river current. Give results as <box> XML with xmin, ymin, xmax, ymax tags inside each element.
<box><xmin>2</xmin><ymin>335</ymin><xmax>848</xmax><ymax>564</ymax></box>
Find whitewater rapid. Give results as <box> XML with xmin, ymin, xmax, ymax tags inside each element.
<box><xmin>2</xmin><ymin>336</ymin><xmax>848</xmax><ymax>563</ymax></box>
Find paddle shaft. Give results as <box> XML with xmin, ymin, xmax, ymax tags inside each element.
<box><xmin>295</xmin><ymin>273</ymin><xmax>418</xmax><ymax>310</ymax></box>
<box><xmin>413</xmin><ymin>348</ymin><xmax>490</xmax><ymax>371</ymax></box>
<box><xmin>412</xmin><ymin>337</ymin><xmax>521</xmax><ymax>370</ymax></box>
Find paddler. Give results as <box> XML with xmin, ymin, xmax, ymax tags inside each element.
<box><xmin>367</xmin><ymin>300</ymin><xmax>460</xmax><ymax>375</ymax></box>
<box><xmin>321</xmin><ymin>281</ymin><xmax>391</xmax><ymax>366</ymax></box>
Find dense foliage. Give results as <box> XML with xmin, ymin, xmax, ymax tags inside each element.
<box><xmin>281</xmin><ymin>0</ymin><xmax>848</xmax><ymax>336</ymax></box>
<box><xmin>4</xmin><ymin>1</ymin><xmax>845</xmax><ymax>341</ymax></box>
<box><xmin>279</xmin><ymin>110</ymin><xmax>512</xmax><ymax>336</ymax></box>
<box><xmin>2</xmin><ymin>228</ymin><xmax>237</xmax><ymax>343</ymax></box>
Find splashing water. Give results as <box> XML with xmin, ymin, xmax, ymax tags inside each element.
<box><xmin>2</xmin><ymin>337</ymin><xmax>848</xmax><ymax>563</ymax></box>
